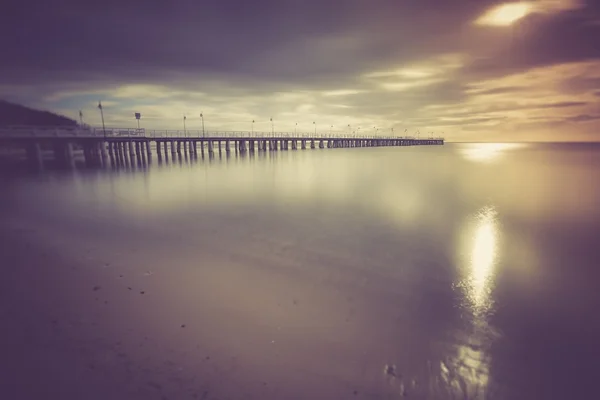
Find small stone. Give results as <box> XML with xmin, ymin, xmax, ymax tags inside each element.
<box><xmin>384</xmin><ymin>364</ymin><xmax>397</xmax><ymax>378</ymax></box>
<box><xmin>127</xmin><ymin>287</ymin><xmax>132</xmax><ymax>290</ymax></box>
<box><xmin>93</xmin><ymin>286</ymin><xmax>101</xmax><ymax>291</ymax></box>
<box><xmin>181</xmin><ymin>324</ymin><xmax>186</xmax><ymax>328</ymax></box>
<box><xmin>140</xmin><ymin>291</ymin><xmax>145</xmax><ymax>295</ymax></box>
<box><xmin>353</xmin><ymin>390</ymin><xmax>358</xmax><ymax>395</ymax></box>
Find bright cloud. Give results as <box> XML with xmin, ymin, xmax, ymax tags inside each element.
<box><xmin>475</xmin><ymin>2</ymin><xmax>534</xmax><ymax>26</ymax></box>
<box><xmin>475</xmin><ymin>0</ymin><xmax>584</xmax><ymax>26</ymax></box>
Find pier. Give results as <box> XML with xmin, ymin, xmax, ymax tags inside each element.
<box><xmin>0</xmin><ymin>126</ymin><xmax>444</xmax><ymax>170</ymax></box>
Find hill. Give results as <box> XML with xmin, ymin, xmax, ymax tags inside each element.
<box><xmin>0</xmin><ymin>100</ymin><xmax>77</xmax><ymax>127</ymax></box>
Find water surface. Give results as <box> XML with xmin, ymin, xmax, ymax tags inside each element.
<box><xmin>1</xmin><ymin>143</ymin><xmax>599</xmax><ymax>399</ymax></box>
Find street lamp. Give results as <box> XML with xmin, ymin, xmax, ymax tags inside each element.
<box><xmin>330</xmin><ymin>125</ymin><xmax>333</xmax><ymax>134</ymax></box>
<box><xmin>98</xmin><ymin>101</ymin><xmax>106</xmax><ymax>139</ymax></box>
<box><xmin>183</xmin><ymin>115</ymin><xmax>187</xmax><ymax>137</ymax></box>
<box><xmin>200</xmin><ymin>112</ymin><xmax>205</xmax><ymax>137</ymax></box>
<box><xmin>313</xmin><ymin>121</ymin><xmax>316</xmax><ymax>135</ymax></box>
<box><xmin>135</xmin><ymin>112</ymin><xmax>141</xmax><ymax>129</ymax></box>
<box><xmin>270</xmin><ymin>117</ymin><xmax>274</xmax><ymax>135</ymax></box>
<box><xmin>252</xmin><ymin>119</ymin><xmax>255</xmax><ymax>135</ymax></box>
<box><xmin>295</xmin><ymin>122</ymin><xmax>298</xmax><ymax>135</ymax></box>
<box><xmin>79</xmin><ymin>110</ymin><xmax>84</xmax><ymax>126</ymax></box>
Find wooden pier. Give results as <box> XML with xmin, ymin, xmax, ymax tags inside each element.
<box><xmin>0</xmin><ymin>126</ymin><xmax>444</xmax><ymax>170</ymax></box>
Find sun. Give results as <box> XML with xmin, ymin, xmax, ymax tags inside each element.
<box><xmin>475</xmin><ymin>2</ymin><xmax>533</xmax><ymax>26</ymax></box>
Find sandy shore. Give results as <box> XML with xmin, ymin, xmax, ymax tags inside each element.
<box><xmin>0</xmin><ymin>211</ymin><xmax>463</xmax><ymax>400</ymax></box>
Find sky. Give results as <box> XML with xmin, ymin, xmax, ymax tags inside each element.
<box><xmin>1</xmin><ymin>0</ymin><xmax>599</xmax><ymax>142</ymax></box>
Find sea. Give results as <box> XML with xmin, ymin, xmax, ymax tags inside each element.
<box><xmin>1</xmin><ymin>142</ymin><xmax>599</xmax><ymax>399</ymax></box>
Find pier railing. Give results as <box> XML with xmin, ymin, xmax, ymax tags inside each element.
<box><xmin>0</xmin><ymin>126</ymin><xmax>444</xmax><ymax>141</ymax></box>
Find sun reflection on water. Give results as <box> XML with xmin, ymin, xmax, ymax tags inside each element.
<box><xmin>459</xmin><ymin>143</ymin><xmax>526</xmax><ymax>163</ymax></box>
<box><xmin>469</xmin><ymin>206</ymin><xmax>498</xmax><ymax>313</ymax></box>
<box><xmin>443</xmin><ymin>206</ymin><xmax>500</xmax><ymax>398</ymax></box>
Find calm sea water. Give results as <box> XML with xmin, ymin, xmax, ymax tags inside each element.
<box><xmin>1</xmin><ymin>143</ymin><xmax>599</xmax><ymax>400</ymax></box>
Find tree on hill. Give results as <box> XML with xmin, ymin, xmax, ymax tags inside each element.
<box><xmin>0</xmin><ymin>100</ymin><xmax>77</xmax><ymax>127</ymax></box>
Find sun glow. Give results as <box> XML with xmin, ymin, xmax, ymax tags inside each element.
<box><xmin>475</xmin><ymin>2</ymin><xmax>533</xmax><ymax>26</ymax></box>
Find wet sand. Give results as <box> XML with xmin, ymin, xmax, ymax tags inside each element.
<box><xmin>0</xmin><ymin>208</ymin><xmax>461</xmax><ymax>400</ymax></box>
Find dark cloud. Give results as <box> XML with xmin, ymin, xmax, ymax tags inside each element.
<box><xmin>472</xmin><ymin>86</ymin><xmax>528</xmax><ymax>95</ymax></box>
<box><xmin>0</xmin><ymin>0</ymin><xmax>501</xmax><ymax>88</ymax></box>
<box><xmin>537</xmin><ymin>101</ymin><xmax>588</xmax><ymax>109</ymax></box>
<box><xmin>464</xmin><ymin>1</ymin><xmax>600</xmax><ymax>79</ymax></box>
<box><xmin>566</xmin><ymin>114</ymin><xmax>600</xmax><ymax>122</ymax></box>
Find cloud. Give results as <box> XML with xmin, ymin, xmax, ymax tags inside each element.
<box><xmin>475</xmin><ymin>0</ymin><xmax>585</xmax><ymax>26</ymax></box>
<box><xmin>0</xmin><ymin>0</ymin><xmax>598</xmax><ymax>141</ymax></box>
<box><xmin>566</xmin><ymin>114</ymin><xmax>600</xmax><ymax>122</ymax></box>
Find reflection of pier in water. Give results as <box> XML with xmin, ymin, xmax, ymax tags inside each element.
<box><xmin>0</xmin><ymin>126</ymin><xmax>444</xmax><ymax>171</ymax></box>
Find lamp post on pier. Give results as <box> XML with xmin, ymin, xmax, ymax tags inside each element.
<box><xmin>98</xmin><ymin>101</ymin><xmax>106</xmax><ymax>140</ymax></box>
<box><xmin>200</xmin><ymin>112</ymin><xmax>205</xmax><ymax>137</ymax></box>
<box><xmin>183</xmin><ymin>115</ymin><xmax>187</xmax><ymax>137</ymax></box>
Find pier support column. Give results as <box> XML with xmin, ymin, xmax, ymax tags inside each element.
<box><xmin>127</xmin><ymin>141</ymin><xmax>134</xmax><ymax>159</ymax></box>
<box><xmin>119</xmin><ymin>142</ymin><xmax>127</xmax><ymax>165</ymax></box>
<box><xmin>145</xmin><ymin>140</ymin><xmax>152</xmax><ymax>159</ymax></box>
<box><xmin>26</xmin><ymin>142</ymin><xmax>44</xmax><ymax>170</ymax></box>
<box><xmin>100</xmin><ymin>141</ymin><xmax>108</xmax><ymax>161</ymax></box>
<box><xmin>114</xmin><ymin>142</ymin><xmax>121</xmax><ymax>164</ymax></box>
<box><xmin>65</xmin><ymin>142</ymin><xmax>75</xmax><ymax>168</ymax></box>
<box><xmin>135</xmin><ymin>142</ymin><xmax>141</xmax><ymax>160</ymax></box>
